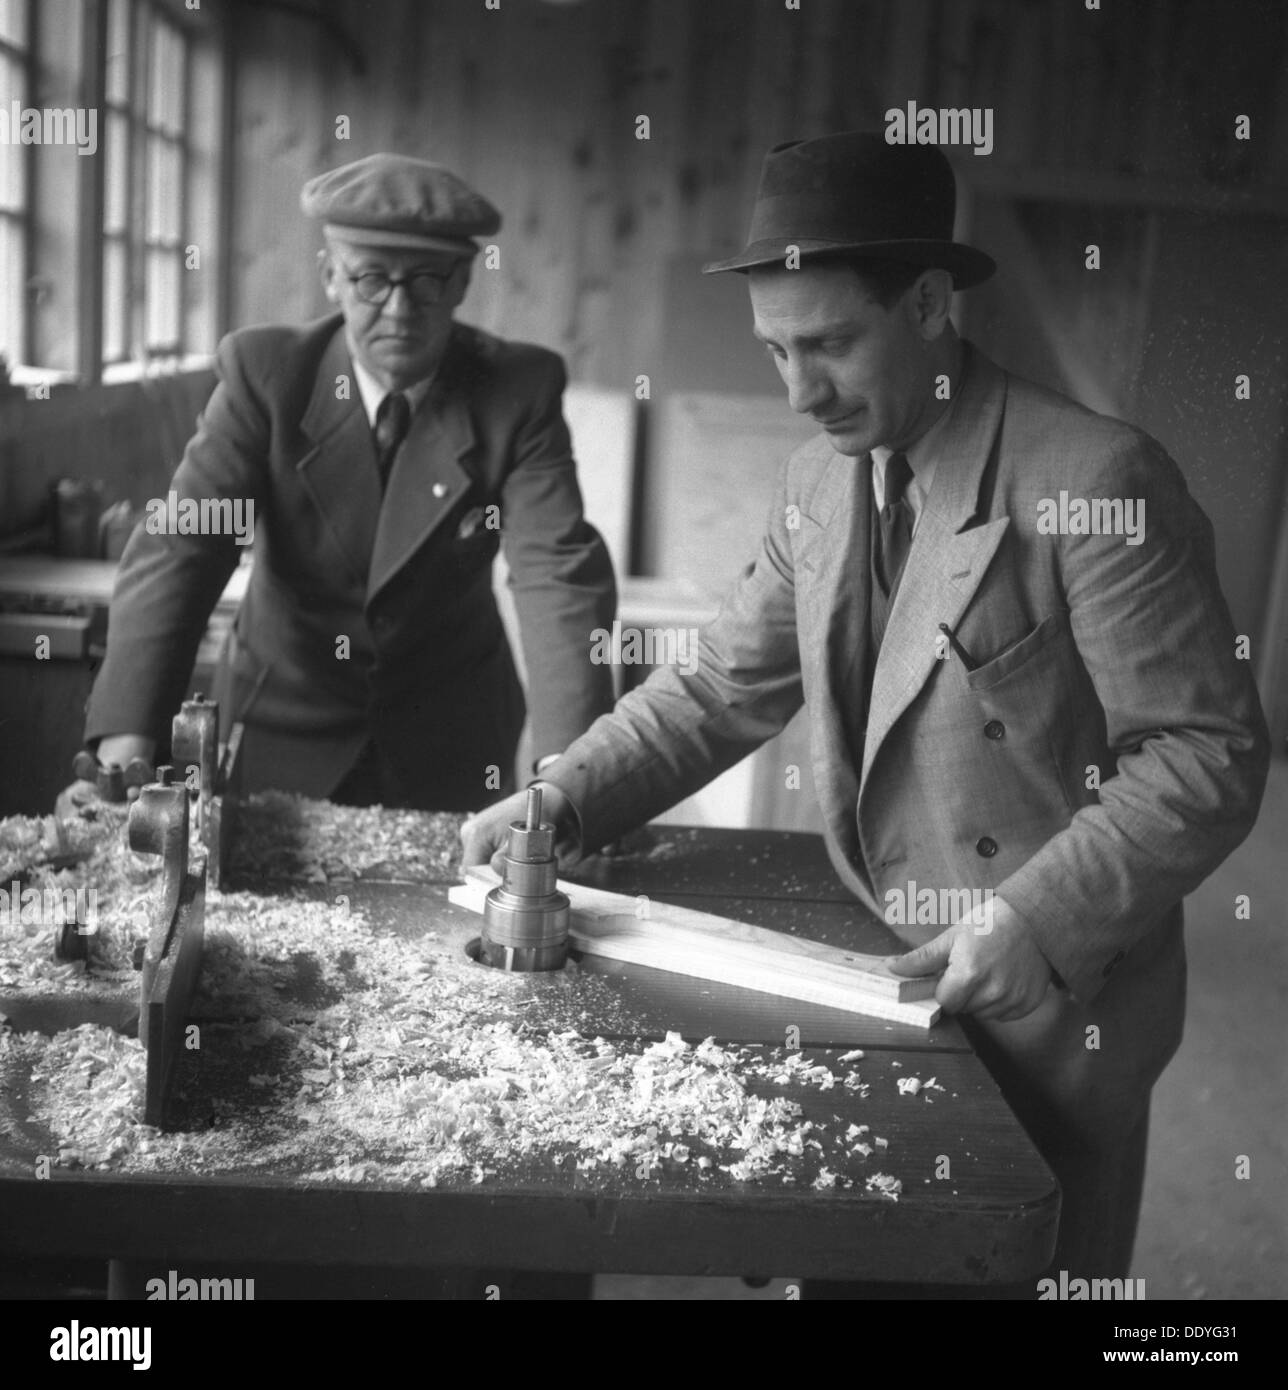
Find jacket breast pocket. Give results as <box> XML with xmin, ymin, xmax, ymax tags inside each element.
<box><xmin>965</xmin><ymin>610</ymin><xmax>1070</xmax><ymax>692</ymax></box>
<box><xmin>958</xmin><ymin>609</ymin><xmax>1089</xmax><ymax>818</ymax></box>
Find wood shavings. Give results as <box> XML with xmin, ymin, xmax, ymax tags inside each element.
<box><xmin>3</xmin><ymin>801</ymin><xmax>917</xmax><ymax>1200</ymax></box>
<box><xmin>0</xmin><ymin>805</ymin><xmax>154</xmax><ymax>990</ymax></box>
<box><xmin>865</xmin><ymin>1173</ymin><xmax>902</xmax><ymax>1201</ymax></box>
<box><xmin>226</xmin><ymin>794</ymin><xmax>464</xmax><ymax>884</ymax></box>
<box><xmin>895</xmin><ymin>1074</ymin><xmax>946</xmax><ymax>1099</ymax></box>
<box><xmin>14</xmin><ymin>1022</ymin><xmax>151</xmax><ymax>1167</ymax></box>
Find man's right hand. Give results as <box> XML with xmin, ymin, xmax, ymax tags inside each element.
<box><xmin>460</xmin><ymin>783</ymin><xmax>581</xmax><ymax>873</ymax></box>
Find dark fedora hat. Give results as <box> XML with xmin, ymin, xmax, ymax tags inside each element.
<box><xmin>703</xmin><ymin>131</ymin><xmax>995</xmax><ymax>288</ymax></box>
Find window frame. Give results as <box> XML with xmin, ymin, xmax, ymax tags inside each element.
<box><xmin>101</xmin><ymin>0</ymin><xmax>197</xmax><ymax>372</ymax></box>
<box><xmin>0</xmin><ymin>0</ymin><xmax>34</xmax><ymax>369</ymax></box>
<box><xmin>0</xmin><ymin>0</ymin><xmax>223</xmax><ymax>386</ymax></box>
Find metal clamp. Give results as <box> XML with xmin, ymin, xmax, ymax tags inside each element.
<box><xmin>171</xmin><ymin>693</ymin><xmax>219</xmax><ymax>833</ymax></box>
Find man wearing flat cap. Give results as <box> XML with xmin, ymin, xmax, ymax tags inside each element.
<box><xmin>80</xmin><ymin>153</ymin><xmax>616</xmax><ymax>811</ymax></box>
<box><xmin>466</xmin><ymin>132</ymin><xmax>1269</xmax><ymax>1292</ymax></box>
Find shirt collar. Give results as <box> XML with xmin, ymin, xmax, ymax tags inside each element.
<box><xmin>869</xmin><ymin>392</ymin><xmax>957</xmax><ymax>519</ymax></box>
<box><xmin>348</xmin><ymin>345</ymin><xmax>436</xmax><ymax>428</ymax></box>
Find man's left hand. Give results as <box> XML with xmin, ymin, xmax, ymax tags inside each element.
<box><xmin>888</xmin><ymin>896</ymin><xmax>1052</xmax><ymax>1022</ymax></box>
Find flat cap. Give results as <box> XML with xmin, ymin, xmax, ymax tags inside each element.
<box><xmin>301</xmin><ymin>152</ymin><xmax>501</xmax><ymax>255</ymax></box>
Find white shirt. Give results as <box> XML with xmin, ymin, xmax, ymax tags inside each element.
<box><xmin>869</xmin><ymin>394</ymin><xmax>957</xmax><ymax>535</ymax></box>
<box><xmin>349</xmin><ymin>349</ymin><xmax>434</xmax><ymax>429</ymax></box>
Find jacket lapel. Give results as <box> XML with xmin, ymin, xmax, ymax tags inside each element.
<box><xmin>295</xmin><ymin>325</ymin><xmax>382</xmax><ymax>588</ymax></box>
<box><xmin>366</xmin><ymin>347</ymin><xmax>477</xmax><ymax>602</ymax></box>
<box><xmin>792</xmin><ymin>452</ymin><xmax>873</xmax><ymax>894</ymax></box>
<box><xmin>798</xmin><ymin>453</ymin><xmax>870</xmax><ymax>765</ymax></box>
<box><xmin>860</xmin><ymin>346</ymin><xmax>1011</xmax><ymax>788</ymax></box>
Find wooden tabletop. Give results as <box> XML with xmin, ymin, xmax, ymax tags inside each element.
<box><xmin>0</xmin><ymin>826</ymin><xmax>1059</xmax><ymax>1284</ymax></box>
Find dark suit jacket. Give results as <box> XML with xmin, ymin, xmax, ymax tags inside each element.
<box><xmin>86</xmin><ymin>315</ymin><xmax>616</xmax><ymax>810</ymax></box>
<box><xmin>546</xmin><ymin>343</ymin><xmax>1269</xmax><ymax>1112</ymax></box>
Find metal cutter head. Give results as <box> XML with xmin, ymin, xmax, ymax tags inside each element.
<box><xmin>480</xmin><ymin>788</ymin><xmax>570</xmax><ymax>972</ymax></box>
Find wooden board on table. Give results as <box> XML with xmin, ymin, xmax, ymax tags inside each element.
<box><xmin>450</xmin><ymin>866</ymin><xmax>941</xmax><ymax>1029</ymax></box>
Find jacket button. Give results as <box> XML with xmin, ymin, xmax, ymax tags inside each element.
<box><xmin>975</xmin><ymin>836</ymin><xmax>998</xmax><ymax>857</ymax></box>
<box><xmin>432</xmin><ymin>482</ymin><xmax>448</xmax><ymax>498</ymax></box>
<box><xmin>1102</xmin><ymin>949</ymin><xmax>1126</xmax><ymax>978</ymax></box>
<box><xmin>984</xmin><ymin>720</ymin><xmax>1005</xmax><ymax>740</ymax></box>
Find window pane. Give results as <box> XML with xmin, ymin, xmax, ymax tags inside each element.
<box><xmin>105</xmin><ymin>0</ymin><xmax>131</xmax><ymax>105</ymax></box>
<box><xmin>0</xmin><ymin>54</ymin><xmax>25</xmax><ymax>213</ymax></box>
<box><xmin>0</xmin><ymin>216</ymin><xmax>24</xmax><ymax>361</ymax></box>
<box><xmin>146</xmin><ymin>135</ymin><xmax>181</xmax><ymax>242</ymax></box>
<box><xmin>148</xmin><ymin>19</ymin><xmax>183</xmax><ymax>136</ymax></box>
<box><xmin>102</xmin><ymin>237</ymin><xmax>127</xmax><ymax>362</ymax></box>
<box><xmin>0</xmin><ymin>0</ymin><xmax>28</xmax><ymax>49</ymax></box>
<box><xmin>146</xmin><ymin>248</ymin><xmax>178</xmax><ymax>348</ymax></box>
<box><xmin>104</xmin><ymin>111</ymin><xmax>129</xmax><ymax>233</ymax></box>
<box><xmin>0</xmin><ymin>94</ymin><xmax>24</xmax><ymax>211</ymax></box>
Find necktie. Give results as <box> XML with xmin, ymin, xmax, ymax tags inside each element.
<box><xmin>875</xmin><ymin>452</ymin><xmax>914</xmax><ymax>598</ymax></box>
<box><xmin>374</xmin><ymin>391</ymin><xmax>411</xmax><ymax>490</ymax></box>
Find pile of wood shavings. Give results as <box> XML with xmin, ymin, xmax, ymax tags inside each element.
<box><xmin>9</xmin><ymin>890</ymin><xmax>902</xmax><ymax>1196</ymax></box>
<box><xmin>226</xmin><ymin>793</ymin><xmax>464</xmax><ymax>883</ymax></box>
<box><xmin>15</xmin><ymin>1023</ymin><xmax>150</xmax><ymax>1166</ymax></box>
<box><xmin>0</xmin><ymin>805</ymin><xmax>155</xmax><ymax>987</ymax></box>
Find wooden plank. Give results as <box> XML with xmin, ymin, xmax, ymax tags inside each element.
<box><xmin>451</xmin><ymin>865</ymin><xmax>940</xmax><ymax>1028</ymax></box>
<box><xmin>512</xmin><ymin>868</ymin><xmax>935</xmax><ymax>1001</ymax></box>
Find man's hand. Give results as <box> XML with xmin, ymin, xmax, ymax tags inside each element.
<box><xmin>54</xmin><ymin>734</ymin><xmax>157</xmax><ymax>819</ymax></box>
<box><xmin>887</xmin><ymin>895</ymin><xmax>1052</xmax><ymax>1022</ymax></box>
<box><xmin>460</xmin><ymin>783</ymin><xmax>580</xmax><ymax>873</ymax></box>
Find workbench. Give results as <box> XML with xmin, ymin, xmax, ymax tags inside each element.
<box><xmin>0</xmin><ymin>825</ymin><xmax>1059</xmax><ymax>1295</ymax></box>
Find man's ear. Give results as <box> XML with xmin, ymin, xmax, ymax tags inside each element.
<box><xmin>319</xmin><ymin>248</ymin><xmax>341</xmax><ymax>305</ymax></box>
<box><xmin>908</xmin><ymin>268</ymin><xmax>954</xmax><ymax>340</ymax></box>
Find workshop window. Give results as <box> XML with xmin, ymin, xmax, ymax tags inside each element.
<box><xmin>0</xmin><ymin>0</ymin><xmax>222</xmax><ymax>384</ymax></box>
<box><xmin>102</xmin><ymin>0</ymin><xmax>193</xmax><ymax>371</ymax></box>
<box><xmin>0</xmin><ymin>0</ymin><xmax>31</xmax><ymax>372</ymax></box>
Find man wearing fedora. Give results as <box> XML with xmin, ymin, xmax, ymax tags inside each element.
<box><xmin>78</xmin><ymin>153</ymin><xmax>616</xmax><ymax>811</ymax></box>
<box><xmin>464</xmin><ymin>133</ymin><xmax>1269</xmax><ymax>1293</ymax></box>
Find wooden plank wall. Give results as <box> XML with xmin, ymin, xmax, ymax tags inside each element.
<box><xmin>227</xmin><ymin>0</ymin><xmax>1288</xmax><ymax>382</ymax></box>
<box><xmin>0</xmin><ymin>0</ymin><xmax>1280</xmax><ymax>819</ymax></box>
<box><xmin>217</xmin><ymin>0</ymin><xmax>1287</xmax><ymax>771</ymax></box>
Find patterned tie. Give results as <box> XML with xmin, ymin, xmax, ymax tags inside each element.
<box><xmin>876</xmin><ymin>451</ymin><xmax>914</xmax><ymax>598</ymax></box>
<box><xmin>374</xmin><ymin>391</ymin><xmax>411</xmax><ymax>490</ymax></box>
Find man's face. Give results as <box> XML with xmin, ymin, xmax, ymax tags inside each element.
<box><xmin>321</xmin><ymin>240</ymin><xmax>470</xmax><ymax>391</ymax></box>
<box><xmin>749</xmin><ymin>262</ymin><xmax>947</xmax><ymax>456</ymax></box>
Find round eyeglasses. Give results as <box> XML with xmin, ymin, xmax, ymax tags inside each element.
<box><xmin>341</xmin><ymin>265</ymin><xmax>454</xmax><ymax>308</ymax></box>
